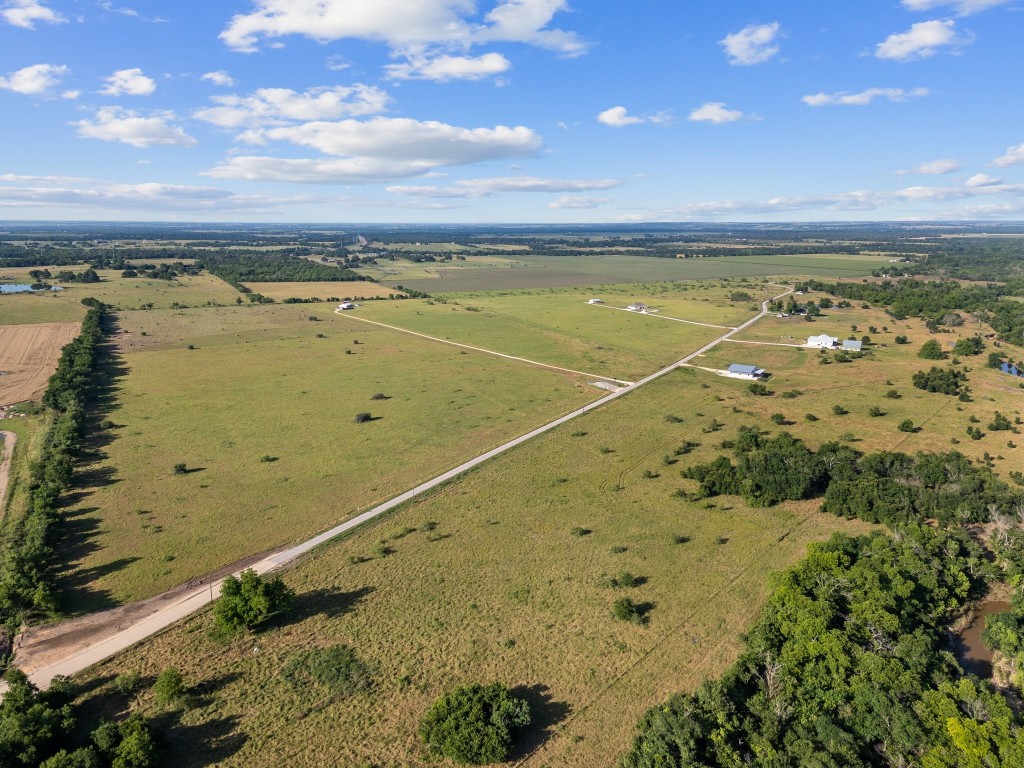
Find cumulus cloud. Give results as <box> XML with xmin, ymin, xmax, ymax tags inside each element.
<box><xmin>385</xmin><ymin>52</ymin><xmax>511</xmax><ymax>81</ymax></box>
<box><xmin>966</xmin><ymin>173</ymin><xmax>1001</xmax><ymax>187</ymax></box>
<box><xmin>901</xmin><ymin>0</ymin><xmax>1011</xmax><ymax>15</ymax></box>
<box><xmin>875</xmin><ymin>20</ymin><xmax>970</xmax><ymax>61</ymax></box>
<box><xmin>720</xmin><ymin>22</ymin><xmax>781</xmax><ymax>65</ymax></box>
<box><xmin>221</xmin><ymin>0</ymin><xmax>586</xmax><ymax>57</ymax></box>
<box><xmin>1</xmin><ymin>0</ymin><xmax>65</xmax><ymax>28</ymax></box>
<box><xmin>992</xmin><ymin>142</ymin><xmax>1024</xmax><ymax>167</ymax></box>
<box><xmin>803</xmin><ymin>87</ymin><xmax>929</xmax><ymax>107</ymax></box>
<box><xmin>548</xmin><ymin>195</ymin><xmax>610</xmax><ymax>209</ymax></box>
<box><xmin>74</xmin><ymin>107</ymin><xmax>197</xmax><ymax>148</ymax></box>
<box><xmin>0</xmin><ymin>63</ymin><xmax>68</xmax><ymax>95</ymax></box>
<box><xmin>207</xmin><ymin>117</ymin><xmax>543</xmax><ymax>184</ymax></box>
<box><xmin>688</xmin><ymin>102</ymin><xmax>748</xmax><ymax>124</ymax></box>
<box><xmin>101</xmin><ymin>68</ymin><xmax>157</xmax><ymax>96</ymax></box>
<box><xmin>201</xmin><ymin>71</ymin><xmax>235</xmax><ymax>87</ymax></box>
<box><xmin>194</xmin><ymin>85</ymin><xmax>389</xmax><ymax>129</ymax></box>
<box><xmin>896</xmin><ymin>158</ymin><xmax>961</xmax><ymax>175</ymax></box>
<box><xmin>596</xmin><ymin>106</ymin><xmax>669</xmax><ymax>128</ymax></box>
<box><xmin>385</xmin><ymin>176</ymin><xmax>621</xmax><ymax>197</ymax></box>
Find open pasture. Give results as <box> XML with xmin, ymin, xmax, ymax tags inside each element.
<box><xmin>0</xmin><ymin>322</ymin><xmax>81</xmax><ymax>405</ymax></box>
<box><xmin>58</xmin><ymin>304</ymin><xmax>599</xmax><ymax>611</ymax></box>
<box><xmin>72</xmin><ymin>371</ymin><xmax>872</xmax><ymax>768</ymax></box>
<box><xmin>351</xmin><ymin>282</ymin><xmax>773</xmax><ymax>382</ymax></box>
<box><xmin>362</xmin><ymin>253</ymin><xmax>892</xmax><ymax>293</ymax></box>
<box><xmin>241</xmin><ymin>281</ymin><xmax>406</xmax><ymax>301</ymax></box>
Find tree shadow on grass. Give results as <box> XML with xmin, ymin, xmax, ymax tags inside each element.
<box><xmin>158</xmin><ymin>713</ymin><xmax>249</xmax><ymax>768</ymax></box>
<box><xmin>508</xmin><ymin>683</ymin><xmax>572</xmax><ymax>760</ymax></box>
<box><xmin>52</xmin><ymin>506</ymin><xmax>140</xmax><ymax>614</ymax></box>
<box><xmin>281</xmin><ymin>585</ymin><xmax>375</xmax><ymax>624</ymax></box>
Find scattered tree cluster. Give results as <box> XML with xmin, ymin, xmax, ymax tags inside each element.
<box><xmin>419</xmin><ymin>682</ymin><xmax>531</xmax><ymax>764</ymax></box>
<box><xmin>911</xmin><ymin>366</ymin><xmax>969</xmax><ymax>396</ymax></box>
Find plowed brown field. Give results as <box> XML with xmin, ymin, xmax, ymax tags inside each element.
<box><xmin>0</xmin><ymin>323</ymin><xmax>80</xmax><ymax>405</ymax></box>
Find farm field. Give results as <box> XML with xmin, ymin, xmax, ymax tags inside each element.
<box><xmin>240</xmin><ymin>281</ymin><xmax>407</xmax><ymax>301</ymax></box>
<box><xmin>57</xmin><ymin>304</ymin><xmax>601</xmax><ymax>611</ymax></box>
<box><xmin>358</xmin><ymin>253</ymin><xmax>892</xmax><ymax>292</ymax></box>
<box><xmin>1</xmin><ymin>266</ymin><xmax>240</xmax><ymax>312</ymax></box>
<box><xmin>351</xmin><ymin>282</ymin><xmax>775</xmax><ymax>382</ymax></box>
<box><xmin>71</xmin><ymin>370</ymin><xmax>873</xmax><ymax>768</ymax></box>
<box><xmin>0</xmin><ymin>322</ymin><xmax>81</xmax><ymax>405</ymax></box>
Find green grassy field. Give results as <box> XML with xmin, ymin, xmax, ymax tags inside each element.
<box><xmin>71</xmin><ymin>371</ymin><xmax>873</xmax><ymax>768</ymax></box>
<box><xmin>240</xmin><ymin>281</ymin><xmax>406</xmax><ymax>301</ymax></box>
<box><xmin>351</xmin><ymin>282</ymin><xmax>765</xmax><ymax>382</ymax></box>
<box><xmin>357</xmin><ymin>253</ymin><xmax>892</xmax><ymax>292</ymax></box>
<box><xmin>1</xmin><ymin>266</ymin><xmax>240</xmax><ymax>317</ymax></box>
<box><xmin>57</xmin><ymin>304</ymin><xmax>599</xmax><ymax>611</ymax></box>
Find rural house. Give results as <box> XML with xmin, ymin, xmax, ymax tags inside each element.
<box><xmin>724</xmin><ymin>363</ymin><xmax>766</xmax><ymax>380</ymax></box>
<box><xmin>807</xmin><ymin>333</ymin><xmax>838</xmax><ymax>349</ymax></box>
<box><xmin>842</xmin><ymin>339</ymin><xmax>863</xmax><ymax>351</ymax></box>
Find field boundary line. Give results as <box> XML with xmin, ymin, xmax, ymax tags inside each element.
<box><xmin>592</xmin><ymin>303</ymin><xmax>735</xmax><ymax>330</ymax></box>
<box><xmin>334</xmin><ymin>310</ymin><xmax>635</xmax><ymax>386</ymax></box>
<box><xmin>3</xmin><ymin>286</ymin><xmax>791</xmax><ymax>695</ymax></box>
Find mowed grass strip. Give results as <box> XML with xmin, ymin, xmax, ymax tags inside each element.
<box><xmin>72</xmin><ymin>371</ymin><xmax>871</xmax><ymax>768</ymax></box>
<box><xmin>58</xmin><ymin>305</ymin><xmax>598</xmax><ymax>611</ymax></box>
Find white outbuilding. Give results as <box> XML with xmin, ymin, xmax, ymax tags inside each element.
<box><xmin>724</xmin><ymin>363</ymin><xmax>767</xmax><ymax>380</ymax></box>
<box><xmin>807</xmin><ymin>334</ymin><xmax>838</xmax><ymax>349</ymax></box>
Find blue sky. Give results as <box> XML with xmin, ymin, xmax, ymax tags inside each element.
<box><xmin>0</xmin><ymin>0</ymin><xmax>1022</xmax><ymax>222</ymax></box>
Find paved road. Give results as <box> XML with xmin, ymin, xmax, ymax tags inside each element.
<box><xmin>0</xmin><ymin>430</ymin><xmax>16</xmax><ymax>513</ymax></box>
<box><xmin>5</xmin><ymin>286</ymin><xmax>791</xmax><ymax>693</ymax></box>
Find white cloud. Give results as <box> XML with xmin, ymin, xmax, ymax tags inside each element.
<box><xmin>992</xmin><ymin>142</ymin><xmax>1024</xmax><ymax>167</ymax></box>
<box><xmin>101</xmin><ymin>68</ymin><xmax>156</xmax><ymax>96</ymax></box>
<box><xmin>966</xmin><ymin>173</ymin><xmax>1001</xmax><ymax>187</ymax></box>
<box><xmin>0</xmin><ymin>173</ymin><xmax>94</xmax><ymax>183</ymax></box>
<box><xmin>194</xmin><ymin>85</ymin><xmax>389</xmax><ymax>129</ymax></box>
<box><xmin>596</xmin><ymin>106</ymin><xmax>669</xmax><ymax>128</ymax></box>
<box><xmin>2</xmin><ymin>0</ymin><xmax>65</xmax><ymax>28</ymax></box>
<box><xmin>720</xmin><ymin>22</ymin><xmax>781</xmax><ymax>66</ymax></box>
<box><xmin>201</xmin><ymin>71</ymin><xmax>235</xmax><ymax>87</ymax></box>
<box><xmin>242</xmin><ymin>117</ymin><xmax>541</xmax><ymax>164</ymax></box>
<box><xmin>0</xmin><ymin>63</ymin><xmax>68</xmax><ymax>95</ymax></box>
<box><xmin>688</xmin><ymin>102</ymin><xmax>747</xmax><ymax>124</ymax></box>
<box><xmin>803</xmin><ymin>87</ymin><xmax>929</xmax><ymax>107</ymax></box>
<box><xmin>221</xmin><ymin>0</ymin><xmax>586</xmax><ymax>57</ymax></box>
<box><xmin>896</xmin><ymin>158</ymin><xmax>961</xmax><ymax>175</ymax></box>
<box><xmin>207</xmin><ymin>117</ymin><xmax>543</xmax><ymax>184</ymax></box>
<box><xmin>548</xmin><ymin>195</ymin><xmax>610</xmax><ymax>209</ymax></box>
<box><xmin>901</xmin><ymin>0</ymin><xmax>1011</xmax><ymax>15</ymax></box>
<box><xmin>385</xmin><ymin>52</ymin><xmax>511</xmax><ymax>81</ymax></box>
<box><xmin>61</xmin><ymin>89</ymin><xmax>80</xmax><ymax>100</ymax></box>
<box><xmin>875</xmin><ymin>20</ymin><xmax>970</xmax><ymax>61</ymax></box>
<box><xmin>74</xmin><ymin>107</ymin><xmax>197</xmax><ymax>148</ymax></box>
<box><xmin>386</xmin><ymin>176</ymin><xmax>621</xmax><ymax>197</ymax></box>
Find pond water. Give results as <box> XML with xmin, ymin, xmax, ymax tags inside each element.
<box><xmin>951</xmin><ymin>600</ymin><xmax>1012</xmax><ymax>678</ymax></box>
<box><xmin>0</xmin><ymin>284</ymin><xmax>62</xmax><ymax>294</ymax></box>
<box><xmin>1000</xmin><ymin>362</ymin><xmax>1024</xmax><ymax>378</ymax></box>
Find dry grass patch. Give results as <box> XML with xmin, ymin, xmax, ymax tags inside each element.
<box><xmin>0</xmin><ymin>322</ymin><xmax>80</xmax><ymax>405</ymax></box>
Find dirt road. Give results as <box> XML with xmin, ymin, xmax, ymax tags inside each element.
<box><xmin>0</xmin><ymin>430</ymin><xmax>16</xmax><ymax>514</ymax></box>
<box><xmin>4</xmin><ymin>286</ymin><xmax>791</xmax><ymax>694</ymax></box>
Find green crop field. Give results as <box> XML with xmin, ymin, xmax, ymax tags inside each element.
<box><xmin>358</xmin><ymin>253</ymin><xmax>892</xmax><ymax>293</ymax></box>
<box><xmin>70</xmin><ymin>370</ymin><xmax>873</xmax><ymax>768</ymax></box>
<box><xmin>351</xmin><ymin>283</ymin><xmax>766</xmax><ymax>382</ymax></box>
<box><xmin>56</xmin><ymin>304</ymin><xmax>599</xmax><ymax>612</ymax></box>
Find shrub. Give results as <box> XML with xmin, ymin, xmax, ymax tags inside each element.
<box><xmin>570</xmin><ymin>527</ymin><xmax>591</xmax><ymax>537</ymax></box>
<box><xmin>770</xmin><ymin>413</ymin><xmax>786</xmax><ymax>425</ymax></box>
<box><xmin>895</xmin><ymin>335</ymin><xmax>909</xmax><ymax>344</ymax></box>
<box><xmin>747</xmin><ymin>383</ymin><xmax>773</xmax><ymax>396</ymax></box>
<box><xmin>989</xmin><ymin>412</ymin><xmax>1012</xmax><ymax>431</ymax></box>
<box><xmin>664</xmin><ymin>414</ymin><xmax>683</xmax><ymax>424</ymax></box>
<box><xmin>898</xmin><ymin>419</ymin><xmax>916</xmax><ymax>433</ymax></box>
<box><xmin>114</xmin><ymin>671</ymin><xmax>141</xmax><ymax>697</ymax></box>
<box><xmin>832</xmin><ymin>405</ymin><xmax>848</xmax><ymax>416</ymax></box>
<box><xmin>869</xmin><ymin>406</ymin><xmax>885</xmax><ymax>417</ymax></box>
<box><xmin>172</xmin><ymin>462</ymin><xmax>187</xmax><ymax>475</ymax></box>
<box><xmin>283</xmin><ymin>645</ymin><xmax>372</xmax><ymax>697</ymax></box>
<box><xmin>370</xmin><ymin>392</ymin><xmax>388</xmax><ymax>400</ymax></box>
<box><xmin>918</xmin><ymin>339</ymin><xmax>945</xmax><ymax>359</ymax></box>
<box><xmin>353</xmin><ymin>412</ymin><xmax>373</xmax><ymax>423</ymax></box>
<box><xmin>214</xmin><ymin>568</ymin><xmax>294</xmax><ymax>635</ymax></box>
<box><xmin>612</xmin><ymin>597</ymin><xmax>645</xmax><ymax>624</ymax></box>
<box><xmin>420</xmin><ymin>683</ymin><xmax>531</xmax><ymax>764</ymax></box>
<box><xmin>153</xmin><ymin>668</ymin><xmax>185</xmax><ymax>707</ymax></box>
<box><xmin>805</xmin><ymin>413</ymin><xmax>819</xmax><ymax>422</ymax></box>
<box><xmin>885</xmin><ymin>389</ymin><xmax>902</xmax><ymax>399</ymax></box>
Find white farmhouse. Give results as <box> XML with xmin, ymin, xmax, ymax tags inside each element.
<box><xmin>724</xmin><ymin>363</ymin><xmax>767</xmax><ymax>380</ymax></box>
<box><xmin>807</xmin><ymin>334</ymin><xmax>838</xmax><ymax>349</ymax></box>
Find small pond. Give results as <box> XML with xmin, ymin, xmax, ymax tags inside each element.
<box><xmin>1000</xmin><ymin>362</ymin><xmax>1024</xmax><ymax>378</ymax></box>
<box><xmin>0</xmin><ymin>284</ymin><xmax>62</xmax><ymax>294</ymax></box>
<box><xmin>951</xmin><ymin>600</ymin><xmax>1012</xmax><ymax>678</ymax></box>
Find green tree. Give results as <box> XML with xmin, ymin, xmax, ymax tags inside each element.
<box><xmin>918</xmin><ymin>339</ymin><xmax>945</xmax><ymax>360</ymax></box>
<box><xmin>152</xmin><ymin>668</ymin><xmax>185</xmax><ymax>707</ymax></box>
<box><xmin>214</xmin><ymin>568</ymin><xmax>294</xmax><ymax>634</ymax></box>
<box><xmin>420</xmin><ymin>683</ymin><xmax>531</xmax><ymax>764</ymax></box>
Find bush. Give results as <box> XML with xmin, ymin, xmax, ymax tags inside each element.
<box><xmin>283</xmin><ymin>645</ymin><xmax>372</xmax><ymax>697</ymax></box>
<box><xmin>113</xmin><ymin>671</ymin><xmax>141</xmax><ymax>697</ymax></box>
<box><xmin>153</xmin><ymin>668</ymin><xmax>185</xmax><ymax>707</ymax></box>
<box><xmin>770</xmin><ymin>413</ymin><xmax>786</xmax><ymax>425</ymax></box>
<box><xmin>370</xmin><ymin>392</ymin><xmax>388</xmax><ymax>400</ymax></box>
<box><xmin>214</xmin><ymin>568</ymin><xmax>294</xmax><ymax>635</ymax></box>
<box><xmin>898</xmin><ymin>419</ymin><xmax>916</xmax><ymax>433</ymax></box>
<box><xmin>747</xmin><ymin>383</ymin><xmax>773</xmax><ymax>396</ymax></box>
<box><xmin>885</xmin><ymin>389</ymin><xmax>902</xmax><ymax>399</ymax></box>
<box><xmin>805</xmin><ymin>413</ymin><xmax>819</xmax><ymax>422</ymax></box>
<box><xmin>612</xmin><ymin>597</ymin><xmax>646</xmax><ymax>624</ymax></box>
<box><xmin>832</xmin><ymin>405</ymin><xmax>848</xmax><ymax>416</ymax></box>
<box><xmin>420</xmin><ymin>683</ymin><xmax>531</xmax><ymax>764</ymax></box>
<box><xmin>918</xmin><ymin>339</ymin><xmax>945</xmax><ymax>359</ymax></box>
<box><xmin>869</xmin><ymin>406</ymin><xmax>886</xmax><ymax>417</ymax></box>
<box><xmin>895</xmin><ymin>334</ymin><xmax>909</xmax><ymax>344</ymax></box>
<box><xmin>353</xmin><ymin>412</ymin><xmax>373</xmax><ymax>423</ymax></box>
<box><xmin>172</xmin><ymin>462</ymin><xmax>187</xmax><ymax>475</ymax></box>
